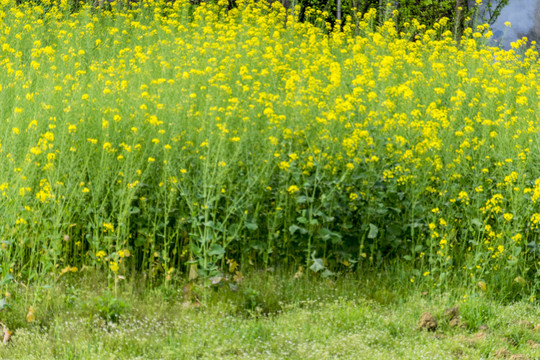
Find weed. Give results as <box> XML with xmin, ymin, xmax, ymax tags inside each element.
<box><xmin>90</xmin><ymin>292</ymin><xmax>128</xmax><ymax>323</ymax></box>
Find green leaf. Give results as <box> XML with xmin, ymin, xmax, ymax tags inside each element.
<box><xmin>208</xmin><ymin>244</ymin><xmax>225</xmax><ymax>257</ymax></box>
<box><xmin>289</xmin><ymin>225</ymin><xmax>307</xmax><ymax>235</ymax></box>
<box><xmin>321</xmin><ymin>269</ymin><xmax>334</xmax><ymax>278</ymax></box>
<box><xmin>296</xmin><ymin>195</ymin><xmax>308</xmax><ymax>204</ymax></box>
<box><xmin>250</xmin><ymin>242</ymin><xmax>265</xmax><ymax>251</ymax></box>
<box><xmin>386</xmin><ymin>223</ymin><xmax>402</xmax><ymax>236</ymax></box>
<box><xmin>309</xmin><ymin>258</ymin><xmax>325</xmax><ymax>273</ymax></box>
<box><xmin>470</xmin><ymin>218</ymin><xmax>483</xmax><ymax>228</ymax></box>
<box><xmin>134</xmin><ymin>235</ymin><xmax>147</xmax><ymax>247</ymax></box>
<box><xmin>318</xmin><ymin>228</ymin><xmax>342</xmax><ymax>243</ymax></box>
<box><xmin>245</xmin><ymin>221</ymin><xmax>258</xmax><ymax>231</ymax></box>
<box><xmin>199</xmin><ymin>235</ymin><xmax>211</xmax><ymax>245</ymax></box>
<box><xmin>368</xmin><ymin>223</ymin><xmax>379</xmax><ymax>239</ymax></box>
<box><xmin>0</xmin><ymin>274</ymin><xmax>13</xmax><ymax>286</ymax></box>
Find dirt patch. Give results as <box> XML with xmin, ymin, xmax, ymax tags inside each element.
<box><xmin>444</xmin><ymin>305</ymin><xmax>468</xmax><ymax>329</ymax></box>
<box><xmin>450</xmin><ymin>347</ymin><xmax>464</xmax><ymax>359</ymax></box>
<box><xmin>445</xmin><ymin>306</ymin><xmax>459</xmax><ymax>320</ymax></box>
<box><xmin>519</xmin><ymin>320</ymin><xmax>533</xmax><ymax>329</ymax></box>
<box><xmin>456</xmin><ymin>332</ymin><xmax>487</xmax><ymax>347</ymax></box>
<box><xmin>478</xmin><ymin>324</ymin><xmax>489</xmax><ymax>331</ymax></box>
<box><xmin>493</xmin><ymin>348</ymin><xmax>511</xmax><ymax>358</ymax></box>
<box><xmin>509</xmin><ymin>355</ymin><xmax>529</xmax><ymax>360</ymax></box>
<box><xmin>418</xmin><ymin>312</ymin><xmax>437</xmax><ymax>332</ymax></box>
<box><xmin>492</xmin><ymin>349</ymin><xmax>529</xmax><ymax>360</ymax></box>
<box><xmin>471</xmin><ymin>332</ymin><xmax>487</xmax><ymax>342</ymax></box>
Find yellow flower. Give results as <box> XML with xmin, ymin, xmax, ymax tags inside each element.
<box><xmin>478</xmin><ymin>281</ymin><xmax>487</xmax><ymax>292</ymax></box>
<box><xmin>26</xmin><ymin>306</ymin><xmax>35</xmax><ymax>323</ymax></box>
<box><xmin>278</xmin><ymin>161</ymin><xmax>290</xmax><ymax>171</ymax></box>
<box><xmin>287</xmin><ymin>185</ymin><xmax>300</xmax><ymax>194</ymax></box>
<box><xmin>458</xmin><ymin>191</ymin><xmax>469</xmax><ymax>201</ymax></box>
<box><xmin>531</xmin><ymin>214</ymin><xmax>540</xmax><ymax>228</ymax></box>
<box><xmin>103</xmin><ymin>223</ymin><xmax>114</xmax><ymax>232</ymax></box>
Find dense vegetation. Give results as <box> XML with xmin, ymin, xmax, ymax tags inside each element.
<box><xmin>2</xmin><ymin>0</ymin><xmax>540</xmax><ymax>357</ymax></box>
<box><xmin>0</xmin><ymin>0</ymin><xmax>537</xmax><ymax>300</ymax></box>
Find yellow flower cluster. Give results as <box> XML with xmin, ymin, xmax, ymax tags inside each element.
<box><xmin>0</xmin><ymin>0</ymin><xmax>538</xmax><ymax>288</ymax></box>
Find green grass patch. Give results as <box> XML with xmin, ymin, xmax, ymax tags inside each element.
<box><xmin>0</xmin><ymin>272</ymin><xmax>537</xmax><ymax>359</ymax></box>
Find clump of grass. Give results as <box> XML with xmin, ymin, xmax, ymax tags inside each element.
<box><xmin>89</xmin><ymin>291</ymin><xmax>129</xmax><ymax>323</ymax></box>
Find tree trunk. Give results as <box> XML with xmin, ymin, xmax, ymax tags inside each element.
<box><xmin>454</xmin><ymin>0</ymin><xmax>468</xmax><ymax>42</ymax></box>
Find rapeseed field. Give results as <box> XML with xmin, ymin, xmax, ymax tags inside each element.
<box><xmin>0</xmin><ymin>0</ymin><xmax>538</xmax><ymax>298</ymax></box>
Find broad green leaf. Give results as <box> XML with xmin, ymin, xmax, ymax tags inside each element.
<box><xmin>321</xmin><ymin>269</ymin><xmax>334</xmax><ymax>278</ymax></box>
<box><xmin>289</xmin><ymin>225</ymin><xmax>307</xmax><ymax>235</ymax></box>
<box><xmin>470</xmin><ymin>218</ymin><xmax>483</xmax><ymax>228</ymax></box>
<box><xmin>309</xmin><ymin>258</ymin><xmax>325</xmax><ymax>273</ymax></box>
<box><xmin>208</xmin><ymin>244</ymin><xmax>225</xmax><ymax>257</ymax></box>
<box><xmin>0</xmin><ymin>275</ymin><xmax>13</xmax><ymax>286</ymax></box>
<box><xmin>245</xmin><ymin>221</ymin><xmax>258</xmax><ymax>231</ymax></box>
<box><xmin>368</xmin><ymin>223</ymin><xmax>379</xmax><ymax>239</ymax></box>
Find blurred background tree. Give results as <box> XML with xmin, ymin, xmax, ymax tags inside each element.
<box><xmin>294</xmin><ymin>0</ymin><xmax>510</xmax><ymax>39</ymax></box>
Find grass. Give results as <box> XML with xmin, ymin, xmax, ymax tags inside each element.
<box><xmin>0</xmin><ymin>272</ymin><xmax>537</xmax><ymax>359</ymax></box>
